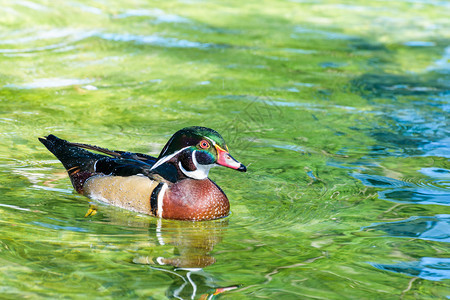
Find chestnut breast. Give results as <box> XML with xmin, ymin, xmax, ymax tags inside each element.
<box><xmin>162</xmin><ymin>179</ymin><xmax>229</xmax><ymax>221</ymax></box>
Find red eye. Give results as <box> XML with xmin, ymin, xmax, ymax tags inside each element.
<box><xmin>199</xmin><ymin>140</ymin><xmax>210</xmax><ymax>149</ymax></box>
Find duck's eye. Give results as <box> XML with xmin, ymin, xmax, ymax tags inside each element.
<box><xmin>199</xmin><ymin>140</ymin><xmax>210</xmax><ymax>149</ymax></box>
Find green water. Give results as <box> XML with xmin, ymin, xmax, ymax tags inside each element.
<box><xmin>1</xmin><ymin>0</ymin><xmax>449</xmax><ymax>298</ymax></box>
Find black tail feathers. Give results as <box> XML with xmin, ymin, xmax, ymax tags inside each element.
<box><xmin>39</xmin><ymin>134</ymin><xmax>106</xmax><ymax>172</ymax></box>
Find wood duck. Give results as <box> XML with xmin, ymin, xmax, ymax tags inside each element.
<box><xmin>39</xmin><ymin>126</ymin><xmax>246</xmax><ymax>221</ymax></box>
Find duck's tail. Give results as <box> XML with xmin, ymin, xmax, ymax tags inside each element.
<box><xmin>39</xmin><ymin>134</ymin><xmax>106</xmax><ymax>171</ymax></box>
<box><xmin>39</xmin><ymin>135</ymin><xmax>107</xmax><ymax>192</ymax></box>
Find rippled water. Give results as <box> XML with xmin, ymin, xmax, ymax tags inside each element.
<box><xmin>0</xmin><ymin>0</ymin><xmax>449</xmax><ymax>298</ymax></box>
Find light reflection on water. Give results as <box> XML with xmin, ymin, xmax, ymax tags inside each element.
<box><xmin>5</xmin><ymin>78</ymin><xmax>95</xmax><ymax>89</ymax></box>
<box><xmin>113</xmin><ymin>8</ymin><xmax>191</xmax><ymax>24</ymax></box>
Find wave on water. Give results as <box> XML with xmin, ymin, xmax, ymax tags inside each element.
<box><xmin>353</xmin><ymin>171</ymin><xmax>450</xmax><ymax>206</ymax></box>
<box><xmin>113</xmin><ymin>8</ymin><xmax>190</xmax><ymax>24</ymax></box>
<box><xmin>97</xmin><ymin>32</ymin><xmax>211</xmax><ymax>49</ymax></box>
<box><xmin>363</xmin><ymin>214</ymin><xmax>450</xmax><ymax>242</ymax></box>
<box><xmin>4</xmin><ymin>78</ymin><xmax>95</xmax><ymax>89</ymax></box>
<box><xmin>371</xmin><ymin>257</ymin><xmax>450</xmax><ymax>281</ymax></box>
<box><xmin>0</xmin><ymin>28</ymin><xmax>214</xmax><ymax>56</ymax></box>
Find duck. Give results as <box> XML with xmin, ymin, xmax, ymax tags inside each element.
<box><xmin>39</xmin><ymin>126</ymin><xmax>246</xmax><ymax>221</ymax></box>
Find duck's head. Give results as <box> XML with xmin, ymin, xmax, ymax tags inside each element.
<box><xmin>151</xmin><ymin>126</ymin><xmax>246</xmax><ymax>180</ymax></box>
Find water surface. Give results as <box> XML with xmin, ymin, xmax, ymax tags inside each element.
<box><xmin>0</xmin><ymin>0</ymin><xmax>449</xmax><ymax>298</ymax></box>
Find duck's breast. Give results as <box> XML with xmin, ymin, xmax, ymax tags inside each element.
<box><xmin>161</xmin><ymin>179</ymin><xmax>229</xmax><ymax>221</ymax></box>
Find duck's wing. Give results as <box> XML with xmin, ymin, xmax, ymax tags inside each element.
<box><xmin>39</xmin><ymin>135</ymin><xmax>177</xmax><ymax>193</ymax></box>
<box><xmin>94</xmin><ymin>156</ymin><xmax>178</xmax><ymax>183</ymax></box>
<box><xmin>66</xmin><ymin>141</ymin><xmax>157</xmax><ymax>164</ymax></box>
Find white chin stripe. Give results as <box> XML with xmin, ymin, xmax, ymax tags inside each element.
<box><xmin>179</xmin><ymin>150</ymin><xmax>214</xmax><ymax>180</ymax></box>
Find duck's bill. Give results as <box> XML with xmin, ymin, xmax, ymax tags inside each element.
<box><xmin>215</xmin><ymin>146</ymin><xmax>247</xmax><ymax>172</ymax></box>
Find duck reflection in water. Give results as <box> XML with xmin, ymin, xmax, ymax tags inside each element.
<box><xmin>135</xmin><ymin>218</ymin><xmax>227</xmax><ymax>268</ymax></box>
<box><xmin>95</xmin><ymin>207</ymin><xmax>238</xmax><ymax>299</ymax></box>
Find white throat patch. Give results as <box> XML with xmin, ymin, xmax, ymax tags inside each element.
<box><xmin>178</xmin><ymin>150</ymin><xmax>214</xmax><ymax>180</ymax></box>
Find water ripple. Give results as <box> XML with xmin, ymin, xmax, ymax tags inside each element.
<box><xmin>404</xmin><ymin>168</ymin><xmax>450</xmax><ymax>190</ymax></box>
<box><xmin>0</xmin><ymin>28</ymin><xmax>214</xmax><ymax>56</ymax></box>
<box><xmin>0</xmin><ymin>28</ymin><xmax>83</xmax><ymax>45</ymax></box>
<box><xmin>371</xmin><ymin>257</ymin><xmax>450</xmax><ymax>281</ymax></box>
<box><xmin>379</xmin><ymin>188</ymin><xmax>450</xmax><ymax>206</ymax></box>
<box><xmin>97</xmin><ymin>32</ymin><xmax>211</xmax><ymax>49</ymax></box>
<box><xmin>32</xmin><ymin>221</ymin><xmax>89</xmax><ymax>233</ymax></box>
<box><xmin>15</xmin><ymin>0</ymin><xmax>48</xmax><ymax>11</ymax></box>
<box><xmin>114</xmin><ymin>8</ymin><xmax>190</xmax><ymax>24</ymax></box>
<box><xmin>214</xmin><ymin>95</ymin><xmax>376</xmax><ymax>114</ymax></box>
<box><xmin>422</xmin><ymin>137</ymin><xmax>450</xmax><ymax>158</ymax></box>
<box><xmin>352</xmin><ymin>173</ymin><xmax>410</xmax><ymax>188</ymax></box>
<box><xmin>403</xmin><ymin>41</ymin><xmax>436</xmax><ymax>47</ymax></box>
<box><xmin>419</xmin><ymin>167</ymin><xmax>450</xmax><ymax>177</ymax></box>
<box><xmin>0</xmin><ymin>203</ymin><xmax>33</xmax><ymax>212</ymax></box>
<box><xmin>293</xmin><ymin>26</ymin><xmax>355</xmax><ymax>40</ymax></box>
<box><xmin>68</xmin><ymin>2</ymin><xmax>103</xmax><ymax>15</ymax></box>
<box><xmin>363</xmin><ymin>214</ymin><xmax>450</xmax><ymax>242</ymax></box>
<box><xmin>5</xmin><ymin>78</ymin><xmax>95</xmax><ymax>89</ymax></box>
<box><xmin>353</xmin><ymin>172</ymin><xmax>450</xmax><ymax>206</ymax></box>
<box><xmin>0</xmin><ymin>29</ymin><xmax>97</xmax><ymax>54</ymax></box>
<box><xmin>427</xmin><ymin>46</ymin><xmax>450</xmax><ymax>72</ymax></box>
